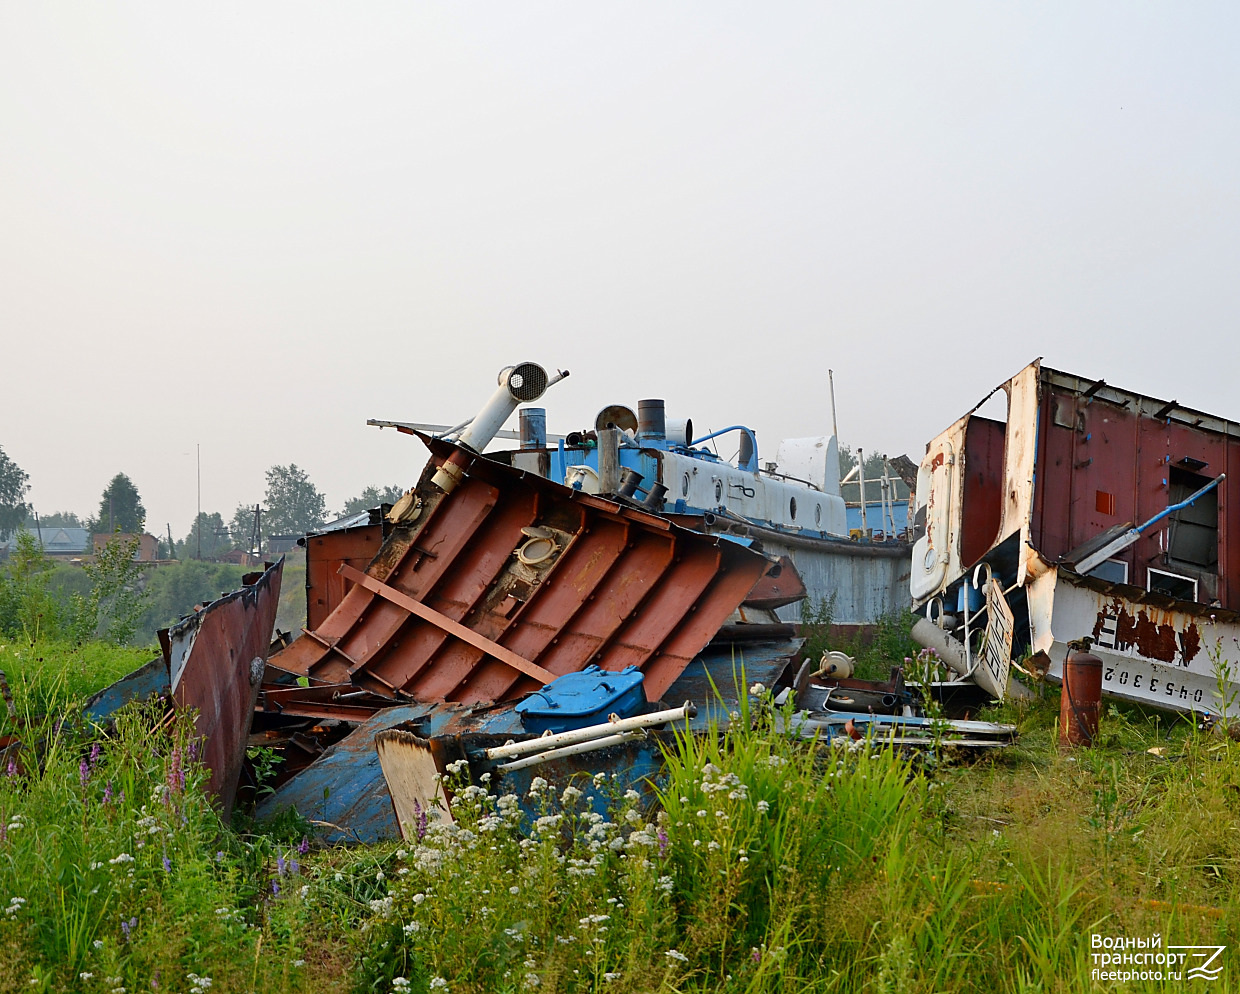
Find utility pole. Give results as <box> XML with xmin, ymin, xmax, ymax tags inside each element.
<box><xmin>196</xmin><ymin>443</ymin><xmax>201</xmax><ymax>560</ymax></box>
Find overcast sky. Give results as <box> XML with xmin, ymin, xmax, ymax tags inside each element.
<box><xmin>3</xmin><ymin>4</ymin><xmax>1238</xmax><ymax>538</ymax></box>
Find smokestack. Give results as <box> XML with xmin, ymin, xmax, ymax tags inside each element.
<box><xmin>638</xmin><ymin>399</ymin><xmax>665</xmax><ymax>441</ymax></box>
<box><xmin>433</xmin><ymin>363</ymin><xmax>560</xmax><ymax>493</ymax></box>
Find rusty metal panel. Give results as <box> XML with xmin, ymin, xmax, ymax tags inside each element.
<box><xmin>160</xmin><ymin>559</ymin><xmax>283</xmax><ymax>817</ymax></box>
<box><xmin>269</xmin><ymin>436</ymin><xmax>773</xmax><ymax>706</ymax></box>
<box><xmin>1030</xmin><ymin>566</ymin><xmax>1240</xmax><ymax>716</ymax></box>
<box><xmin>305</xmin><ymin>523</ymin><xmax>385</xmax><ymax>630</ymax></box>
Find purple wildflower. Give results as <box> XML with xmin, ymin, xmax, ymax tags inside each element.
<box><xmin>89</xmin><ymin>743</ymin><xmax>101</xmax><ymax>768</ymax></box>
<box><xmin>298</xmin><ymin>836</ymin><xmax>310</xmax><ymax>855</ymax></box>
<box><xmin>166</xmin><ymin>746</ymin><xmax>184</xmax><ymax>797</ymax></box>
<box><xmin>121</xmin><ymin>916</ymin><xmax>137</xmax><ymax>940</ymax></box>
<box><xmin>162</xmin><ymin>853</ymin><xmax>172</xmax><ymax>874</ymax></box>
<box><xmin>657</xmin><ymin>827</ymin><xmax>669</xmax><ymax>858</ymax></box>
<box><xmin>187</xmin><ymin>739</ymin><xmax>198</xmax><ymax>762</ymax></box>
<box><xmin>289</xmin><ymin>859</ymin><xmax>299</xmax><ymax>876</ymax></box>
<box><xmin>5</xmin><ymin>758</ymin><xmax>15</xmax><ymax>779</ymax></box>
<box><xmin>79</xmin><ymin>758</ymin><xmax>90</xmax><ymax>788</ymax></box>
<box><xmin>413</xmin><ymin>798</ymin><xmax>428</xmax><ymax>841</ymax></box>
<box><xmin>751</xmin><ymin>947</ymin><xmax>762</xmax><ymax>964</ymax></box>
<box><xmin>102</xmin><ymin>781</ymin><xmax>113</xmax><ymax>805</ymax></box>
<box><xmin>277</xmin><ymin>855</ymin><xmax>286</xmax><ymax>877</ymax></box>
<box><xmin>272</xmin><ymin>880</ymin><xmax>280</xmax><ymax>896</ymax></box>
<box><xmin>216</xmin><ymin>851</ymin><xmax>225</xmax><ymax>862</ymax></box>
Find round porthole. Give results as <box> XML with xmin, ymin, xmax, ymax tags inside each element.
<box><xmin>789</xmin><ymin>496</ymin><xmax>797</xmax><ymax>520</ymax></box>
<box><xmin>682</xmin><ymin>472</ymin><xmax>690</xmax><ymax>497</ymax></box>
<box><xmin>517</xmin><ymin>536</ymin><xmax>557</xmax><ymax>566</ymax></box>
<box><xmin>814</xmin><ymin>504</ymin><xmax>822</xmax><ymax>525</ymax></box>
<box><xmin>714</xmin><ymin>480</ymin><xmax>723</xmax><ymax>501</ymax></box>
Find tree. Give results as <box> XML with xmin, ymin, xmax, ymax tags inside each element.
<box><xmin>838</xmin><ymin>445</ymin><xmax>911</xmax><ymax>503</ymax></box>
<box><xmin>229</xmin><ymin>503</ymin><xmax>261</xmax><ymax>552</ymax></box>
<box><xmin>24</xmin><ymin>510</ymin><xmax>82</xmax><ymax>529</ymax></box>
<box><xmin>88</xmin><ymin>473</ymin><xmax>146</xmax><ymax>535</ymax></box>
<box><xmin>341</xmin><ymin>484</ymin><xmax>406</xmax><ymax>518</ymax></box>
<box><xmin>263</xmin><ymin>464</ymin><xmax>326</xmax><ymax>537</ymax></box>
<box><xmin>178</xmin><ymin>512</ymin><xmax>229</xmax><ymax>560</ymax></box>
<box><xmin>0</xmin><ymin>445</ymin><xmax>30</xmax><ymax>540</ymax></box>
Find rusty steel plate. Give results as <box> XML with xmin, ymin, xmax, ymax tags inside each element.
<box><xmin>160</xmin><ymin>559</ymin><xmax>283</xmax><ymax>816</ymax></box>
<box><xmin>270</xmin><ymin>436</ymin><xmax>774</xmax><ymax>705</ymax></box>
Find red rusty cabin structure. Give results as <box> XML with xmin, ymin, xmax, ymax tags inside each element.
<box><xmin>910</xmin><ymin>360</ymin><xmax>1240</xmax><ymax>713</ymax></box>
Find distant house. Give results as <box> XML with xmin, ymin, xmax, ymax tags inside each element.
<box><xmin>0</xmin><ymin>525</ymin><xmax>91</xmax><ymax>561</ymax></box>
<box><xmin>93</xmin><ymin>533</ymin><xmax>160</xmax><ymax>562</ymax></box>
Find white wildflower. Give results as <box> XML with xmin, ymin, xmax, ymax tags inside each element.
<box><xmin>665</xmin><ymin>948</ymin><xmax>689</xmax><ymax>963</ymax></box>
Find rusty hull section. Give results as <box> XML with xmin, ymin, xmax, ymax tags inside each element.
<box><xmin>270</xmin><ymin>435</ymin><xmax>774</xmax><ymax>706</ymax></box>
<box><xmin>160</xmin><ymin>559</ymin><xmax>283</xmax><ymax>816</ymax></box>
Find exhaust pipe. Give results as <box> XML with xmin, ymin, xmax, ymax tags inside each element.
<box><xmin>433</xmin><ymin>363</ymin><xmax>564</xmax><ymax>493</ymax></box>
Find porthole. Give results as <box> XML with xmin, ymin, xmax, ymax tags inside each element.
<box><xmin>789</xmin><ymin>496</ymin><xmax>797</xmax><ymax>520</ymax></box>
<box><xmin>814</xmin><ymin>504</ymin><xmax>822</xmax><ymax>525</ymax></box>
<box><xmin>714</xmin><ymin>480</ymin><xmax>723</xmax><ymax>501</ymax></box>
<box><xmin>682</xmin><ymin>472</ymin><xmax>690</xmax><ymax>497</ymax></box>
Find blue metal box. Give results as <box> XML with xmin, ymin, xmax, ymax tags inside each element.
<box><xmin>515</xmin><ymin>665</ymin><xmax>646</xmax><ymax>734</ymax></box>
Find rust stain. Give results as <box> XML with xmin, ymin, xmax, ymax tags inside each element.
<box><xmin>1092</xmin><ymin>599</ymin><xmax>1202</xmax><ymax>667</ymax></box>
<box><xmin>1179</xmin><ymin>623</ymin><xmax>1202</xmax><ymax>665</ymax></box>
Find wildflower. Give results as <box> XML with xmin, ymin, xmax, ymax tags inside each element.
<box><xmin>665</xmin><ymin>948</ymin><xmax>689</xmax><ymax>963</ymax></box>
<box><xmin>5</xmin><ymin>758</ymin><xmax>16</xmax><ymax>778</ymax></box>
<box><xmin>93</xmin><ymin>939</ymin><xmax>104</xmax><ymax>949</ymax></box>
<box><xmin>109</xmin><ymin>853</ymin><xmax>135</xmax><ymax>865</ymax></box>
<box><xmin>656</xmin><ymin>827</ymin><xmax>669</xmax><ymax>857</ymax></box>
<box><xmin>298</xmin><ymin>836</ymin><xmax>310</xmax><ymax>855</ymax></box>
<box><xmin>391</xmin><ymin>980</ymin><xmax>411</xmax><ymax>992</ymax></box>
<box><xmin>509</xmin><ymin>885</ymin><xmax>520</xmax><ymax>895</ymax></box>
<box><xmin>121</xmin><ymin>916</ymin><xmax>137</xmax><ymax>940</ymax></box>
<box><xmin>80</xmin><ymin>758</ymin><xmax>91</xmax><ymax>787</ymax></box>
<box><xmin>90</xmin><ymin>743</ymin><xmax>101</xmax><ymax>767</ymax></box>
<box><xmin>102</xmin><ymin>781</ymin><xmax>114</xmax><ymax>805</ymax></box>
<box><xmin>696</xmin><ymin>810</ymin><xmax>707</xmax><ymax>818</ymax></box>
<box><xmin>430</xmin><ymin>979</ymin><xmax>448</xmax><ymax>991</ymax></box>
<box><xmin>523</xmin><ymin>974</ymin><xmax>540</xmax><ymax>988</ymax></box>
<box><xmin>291</xmin><ymin>959</ymin><xmax>305</xmax><ymax>967</ymax></box>
<box><xmin>756</xmin><ymin>799</ymin><xmax>770</xmax><ymax>814</ymax></box>
<box><xmin>271</xmin><ymin>880</ymin><xmax>280</xmax><ymax>897</ymax></box>
<box><xmin>162</xmin><ymin>854</ymin><xmax>172</xmax><ymax>874</ymax></box>
<box><xmin>277</xmin><ymin>855</ymin><xmax>286</xmax><ymax>876</ymax></box>
<box><xmin>604</xmin><ymin>973</ymin><xmax>621</xmax><ymax>982</ymax></box>
<box><xmin>216</xmin><ymin>851</ymin><xmax>225</xmax><ymax>861</ymax></box>
<box><xmin>412</xmin><ymin>892</ymin><xmax>426</xmax><ymax>905</ymax></box>
<box><xmin>403</xmin><ymin>921</ymin><xmax>421</xmax><ymax>935</ymax></box>
<box><xmin>561</xmin><ymin>784</ymin><xmax>582</xmax><ymax>804</ymax></box>
<box><xmin>657</xmin><ymin>875</ymin><xmax>674</xmax><ymax>893</ymax></box>
<box><xmin>80</xmin><ymin>974</ymin><xmax>94</xmax><ymax>981</ymax></box>
<box><xmin>749</xmin><ymin>682</ymin><xmax>766</xmax><ymax>696</ymax></box>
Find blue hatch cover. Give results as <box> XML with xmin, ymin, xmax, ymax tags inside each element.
<box><xmin>515</xmin><ymin>665</ymin><xmax>647</xmax><ymax>734</ymax></box>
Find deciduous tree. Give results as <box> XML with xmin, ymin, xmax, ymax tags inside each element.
<box><xmin>0</xmin><ymin>445</ymin><xmax>30</xmax><ymax>540</ymax></box>
<box><xmin>263</xmin><ymin>464</ymin><xmax>326</xmax><ymax>537</ymax></box>
<box><xmin>341</xmin><ymin>484</ymin><xmax>406</xmax><ymax>518</ymax></box>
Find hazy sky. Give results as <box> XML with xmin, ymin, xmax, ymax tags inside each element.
<box><xmin>3</xmin><ymin>4</ymin><xmax>1239</xmax><ymax>538</ymax></box>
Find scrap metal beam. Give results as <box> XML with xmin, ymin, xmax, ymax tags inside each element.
<box><xmin>338</xmin><ymin>563</ymin><xmax>557</xmax><ymax>686</ymax></box>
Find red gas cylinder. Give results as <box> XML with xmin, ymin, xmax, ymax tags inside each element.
<box><xmin>1060</xmin><ymin>638</ymin><xmax>1103</xmax><ymax>747</ymax></box>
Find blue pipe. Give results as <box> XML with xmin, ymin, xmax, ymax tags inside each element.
<box><xmin>689</xmin><ymin>426</ymin><xmax>759</xmax><ymax>472</ymax></box>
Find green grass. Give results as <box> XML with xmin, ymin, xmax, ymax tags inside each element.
<box><xmin>0</xmin><ymin>640</ymin><xmax>154</xmax><ymax>722</ymax></box>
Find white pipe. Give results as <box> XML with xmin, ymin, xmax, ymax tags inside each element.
<box><xmin>482</xmin><ymin>702</ymin><xmax>695</xmax><ymax>761</ymax></box>
<box><xmin>495</xmin><ymin>730</ymin><xmax>648</xmax><ymax>772</ymax></box>
<box><xmin>858</xmin><ymin>447</ymin><xmax>868</xmax><ymax>534</ymax></box>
